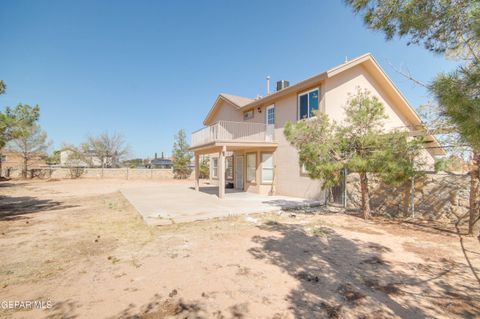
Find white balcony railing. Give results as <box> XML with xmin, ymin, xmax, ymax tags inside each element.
<box><xmin>191</xmin><ymin>121</ymin><xmax>274</xmax><ymax>147</ymax></box>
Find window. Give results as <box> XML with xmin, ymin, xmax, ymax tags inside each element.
<box><xmin>243</xmin><ymin>109</ymin><xmax>254</xmax><ymax>120</ymax></box>
<box><xmin>300</xmin><ymin>163</ymin><xmax>308</xmax><ymax>175</ymax></box>
<box><xmin>246</xmin><ymin>153</ymin><xmax>256</xmax><ymax>182</ymax></box>
<box><xmin>261</xmin><ymin>153</ymin><xmax>273</xmax><ymax>183</ymax></box>
<box><xmin>266</xmin><ymin>105</ymin><xmax>275</xmax><ymax>125</ymax></box>
<box><xmin>212</xmin><ymin>158</ymin><xmax>218</xmax><ymax>178</ymax></box>
<box><xmin>226</xmin><ymin>156</ymin><xmax>233</xmax><ymax>180</ymax></box>
<box><xmin>298</xmin><ymin>89</ymin><xmax>319</xmax><ymax>119</ymax></box>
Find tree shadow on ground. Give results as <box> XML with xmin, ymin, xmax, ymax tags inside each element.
<box><xmin>43</xmin><ymin>299</ymin><xmax>78</xmax><ymax>319</ymax></box>
<box><xmin>108</xmin><ymin>294</ymin><xmax>204</xmax><ymax>319</ymax></box>
<box><xmin>0</xmin><ymin>181</ymin><xmax>29</xmax><ymax>188</ymax></box>
<box><xmin>248</xmin><ymin>220</ymin><xmax>480</xmax><ymax>318</ymax></box>
<box><xmin>107</xmin><ymin>292</ymin><xmax>249</xmax><ymax>319</ymax></box>
<box><xmin>0</xmin><ymin>194</ymin><xmax>78</xmax><ymax>221</ymax></box>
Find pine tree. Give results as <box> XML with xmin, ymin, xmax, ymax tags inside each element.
<box><xmin>285</xmin><ymin>88</ymin><xmax>420</xmax><ymax>219</ymax></box>
<box><xmin>9</xmin><ymin>124</ymin><xmax>49</xmax><ymax>178</ymax></box>
<box><xmin>172</xmin><ymin>129</ymin><xmax>193</xmax><ymax>179</ymax></box>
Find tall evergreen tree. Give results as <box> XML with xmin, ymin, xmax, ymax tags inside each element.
<box><xmin>8</xmin><ymin>124</ymin><xmax>49</xmax><ymax>178</ymax></box>
<box><xmin>1</xmin><ymin>103</ymin><xmax>40</xmax><ymax>177</ymax></box>
<box><xmin>172</xmin><ymin>129</ymin><xmax>193</xmax><ymax>179</ymax></box>
<box><xmin>285</xmin><ymin>88</ymin><xmax>420</xmax><ymax>219</ymax></box>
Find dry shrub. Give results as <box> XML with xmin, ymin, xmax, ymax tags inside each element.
<box><xmin>337</xmin><ymin>283</ymin><xmax>366</xmax><ymax>305</ymax></box>
<box><xmin>364</xmin><ymin>279</ymin><xmax>403</xmax><ymax>295</ymax></box>
<box><xmin>320</xmin><ymin>301</ymin><xmax>343</xmax><ymax>318</ymax></box>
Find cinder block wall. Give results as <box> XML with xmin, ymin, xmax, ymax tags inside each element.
<box><xmin>346</xmin><ymin>172</ymin><xmax>470</xmax><ymax>223</ymax></box>
<box><xmin>3</xmin><ymin>168</ymin><xmax>194</xmax><ymax>180</ymax></box>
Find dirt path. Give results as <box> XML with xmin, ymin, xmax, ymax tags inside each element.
<box><xmin>0</xmin><ymin>179</ymin><xmax>479</xmax><ymax>318</ymax></box>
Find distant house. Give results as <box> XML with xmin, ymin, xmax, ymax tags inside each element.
<box><xmin>60</xmin><ymin>149</ymin><xmax>112</xmax><ymax>168</ymax></box>
<box><xmin>147</xmin><ymin>153</ymin><xmax>172</xmax><ymax>169</ymax></box>
<box><xmin>0</xmin><ymin>151</ymin><xmax>47</xmax><ymax>177</ymax></box>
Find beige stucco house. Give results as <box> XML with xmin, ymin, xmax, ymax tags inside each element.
<box><xmin>189</xmin><ymin>53</ymin><xmax>443</xmax><ymax>202</ymax></box>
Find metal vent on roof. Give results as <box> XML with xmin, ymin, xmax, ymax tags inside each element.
<box><xmin>276</xmin><ymin>80</ymin><xmax>290</xmax><ymax>91</ymax></box>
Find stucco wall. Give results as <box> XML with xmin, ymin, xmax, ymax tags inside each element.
<box><xmin>209</xmin><ymin>100</ymin><xmax>243</xmax><ymax>124</ymax></box>
<box><xmin>324</xmin><ymin>64</ymin><xmax>435</xmax><ymax>168</ymax></box>
<box><xmin>273</xmin><ymin>93</ymin><xmax>326</xmax><ymax>199</ymax></box>
<box><xmin>324</xmin><ymin>64</ymin><xmax>409</xmax><ymax>128</ymax></box>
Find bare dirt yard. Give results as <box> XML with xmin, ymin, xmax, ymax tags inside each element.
<box><xmin>1</xmin><ymin>179</ymin><xmax>479</xmax><ymax>319</ymax></box>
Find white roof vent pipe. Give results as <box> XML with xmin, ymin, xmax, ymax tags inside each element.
<box><xmin>266</xmin><ymin>76</ymin><xmax>271</xmax><ymax>95</ymax></box>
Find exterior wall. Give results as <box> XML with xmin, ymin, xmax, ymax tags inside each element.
<box><xmin>273</xmin><ymin>93</ymin><xmax>326</xmax><ymax>200</ymax></box>
<box><xmin>324</xmin><ymin>64</ymin><xmax>409</xmax><ymax>127</ymax></box>
<box><xmin>209</xmin><ymin>100</ymin><xmax>243</xmax><ymax>124</ymax></box>
<box><xmin>323</xmin><ymin>64</ymin><xmax>435</xmax><ymax>168</ymax></box>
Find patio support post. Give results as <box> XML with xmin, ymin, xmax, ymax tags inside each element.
<box><xmin>194</xmin><ymin>153</ymin><xmax>200</xmax><ymax>192</ymax></box>
<box><xmin>218</xmin><ymin>146</ymin><xmax>226</xmax><ymax>199</ymax></box>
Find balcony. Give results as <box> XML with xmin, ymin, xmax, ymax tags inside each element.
<box><xmin>191</xmin><ymin>121</ymin><xmax>275</xmax><ymax>148</ymax></box>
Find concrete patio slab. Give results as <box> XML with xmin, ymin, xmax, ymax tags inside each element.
<box><xmin>120</xmin><ymin>183</ymin><xmax>321</xmax><ymax>225</ymax></box>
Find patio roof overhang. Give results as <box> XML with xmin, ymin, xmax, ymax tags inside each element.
<box><xmin>189</xmin><ymin>140</ymin><xmax>278</xmax><ymax>155</ymax></box>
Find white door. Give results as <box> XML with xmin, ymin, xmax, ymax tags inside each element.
<box><xmin>235</xmin><ymin>156</ymin><xmax>244</xmax><ymax>190</ymax></box>
<box><xmin>266</xmin><ymin>105</ymin><xmax>275</xmax><ymax>141</ymax></box>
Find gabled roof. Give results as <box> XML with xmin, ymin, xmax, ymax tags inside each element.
<box><xmin>203</xmin><ymin>93</ymin><xmax>254</xmax><ymax>125</ymax></box>
<box><xmin>219</xmin><ymin>93</ymin><xmax>254</xmax><ymax>107</ymax></box>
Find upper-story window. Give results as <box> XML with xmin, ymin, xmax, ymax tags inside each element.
<box><xmin>298</xmin><ymin>88</ymin><xmax>319</xmax><ymax>119</ymax></box>
<box><xmin>266</xmin><ymin>105</ymin><xmax>275</xmax><ymax>125</ymax></box>
<box><xmin>243</xmin><ymin>109</ymin><xmax>254</xmax><ymax>120</ymax></box>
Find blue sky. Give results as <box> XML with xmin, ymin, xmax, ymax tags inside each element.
<box><xmin>0</xmin><ymin>0</ymin><xmax>459</xmax><ymax>158</ymax></box>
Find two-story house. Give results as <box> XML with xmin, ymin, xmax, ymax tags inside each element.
<box><xmin>189</xmin><ymin>53</ymin><xmax>443</xmax><ymax>201</ymax></box>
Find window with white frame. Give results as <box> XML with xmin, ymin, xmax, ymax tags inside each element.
<box><xmin>266</xmin><ymin>105</ymin><xmax>275</xmax><ymax>125</ymax></box>
<box><xmin>261</xmin><ymin>153</ymin><xmax>273</xmax><ymax>183</ymax></box>
<box><xmin>212</xmin><ymin>158</ymin><xmax>218</xmax><ymax>178</ymax></box>
<box><xmin>225</xmin><ymin>156</ymin><xmax>233</xmax><ymax>180</ymax></box>
<box><xmin>246</xmin><ymin>153</ymin><xmax>256</xmax><ymax>182</ymax></box>
<box><xmin>301</xmin><ymin>163</ymin><xmax>308</xmax><ymax>175</ymax></box>
<box><xmin>298</xmin><ymin>88</ymin><xmax>319</xmax><ymax>119</ymax></box>
<box><xmin>243</xmin><ymin>109</ymin><xmax>254</xmax><ymax>120</ymax></box>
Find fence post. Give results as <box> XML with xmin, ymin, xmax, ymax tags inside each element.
<box><xmin>126</xmin><ymin>167</ymin><xmax>129</xmax><ymax>180</ymax></box>
<box><xmin>151</xmin><ymin>168</ymin><xmax>153</xmax><ymax>179</ymax></box>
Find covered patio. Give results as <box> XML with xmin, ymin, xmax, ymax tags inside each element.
<box><xmin>190</xmin><ymin>120</ymin><xmax>278</xmax><ymax>198</ymax></box>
